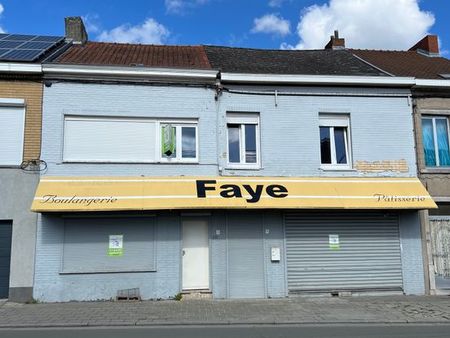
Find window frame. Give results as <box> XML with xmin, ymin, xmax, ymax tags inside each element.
<box><xmin>422</xmin><ymin>115</ymin><xmax>450</xmax><ymax>168</ymax></box>
<box><xmin>62</xmin><ymin>115</ymin><xmax>199</xmax><ymax>164</ymax></box>
<box><xmin>226</xmin><ymin>113</ymin><xmax>261</xmax><ymax>169</ymax></box>
<box><xmin>158</xmin><ymin>120</ymin><xmax>199</xmax><ymax>163</ymax></box>
<box><xmin>319</xmin><ymin>114</ymin><xmax>352</xmax><ymax>170</ymax></box>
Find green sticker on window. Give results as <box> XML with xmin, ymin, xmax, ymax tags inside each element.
<box><xmin>162</xmin><ymin>124</ymin><xmax>176</xmax><ymax>157</ymax></box>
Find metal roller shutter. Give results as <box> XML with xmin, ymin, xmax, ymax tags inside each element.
<box><xmin>285</xmin><ymin>212</ymin><xmax>403</xmax><ymax>293</ymax></box>
<box><xmin>227</xmin><ymin>213</ymin><xmax>265</xmax><ymax>298</ymax></box>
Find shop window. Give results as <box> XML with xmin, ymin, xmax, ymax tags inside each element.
<box><xmin>160</xmin><ymin>122</ymin><xmax>198</xmax><ymax>162</ymax></box>
<box><xmin>0</xmin><ymin>100</ymin><xmax>25</xmax><ymax>166</ymax></box>
<box><xmin>61</xmin><ymin>217</ymin><xmax>156</xmax><ymax>274</ymax></box>
<box><xmin>226</xmin><ymin>113</ymin><xmax>260</xmax><ymax>168</ymax></box>
<box><xmin>422</xmin><ymin>116</ymin><xmax>450</xmax><ymax>167</ymax></box>
<box><xmin>319</xmin><ymin>114</ymin><xmax>352</xmax><ymax>169</ymax></box>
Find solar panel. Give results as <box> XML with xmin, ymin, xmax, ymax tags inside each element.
<box><xmin>0</xmin><ymin>48</ymin><xmax>11</xmax><ymax>56</ymax></box>
<box><xmin>20</xmin><ymin>41</ymin><xmax>55</xmax><ymax>49</ymax></box>
<box><xmin>34</xmin><ymin>35</ymin><xmax>64</xmax><ymax>43</ymax></box>
<box><xmin>2</xmin><ymin>34</ymin><xmax>34</xmax><ymax>41</ymax></box>
<box><xmin>0</xmin><ymin>40</ymin><xmax>23</xmax><ymax>48</ymax></box>
<box><xmin>1</xmin><ymin>49</ymin><xmax>44</xmax><ymax>61</ymax></box>
<box><xmin>0</xmin><ymin>33</ymin><xmax>65</xmax><ymax>61</ymax></box>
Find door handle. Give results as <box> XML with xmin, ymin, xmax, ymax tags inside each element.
<box><xmin>182</xmin><ymin>250</ymin><xmax>186</xmax><ymax>256</ymax></box>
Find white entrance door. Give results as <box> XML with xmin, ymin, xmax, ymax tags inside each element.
<box><xmin>182</xmin><ymin>220</ymin><xmax>209</xmax><ymax>290</ymax></box>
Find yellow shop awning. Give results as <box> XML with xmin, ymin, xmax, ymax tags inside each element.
<box><xmin>31</xmin><ymin>176</ymin><xmax>436</xmax><ymax>212</ymax></box>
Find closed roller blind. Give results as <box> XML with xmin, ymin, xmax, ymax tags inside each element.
<box><xmin>62</xmin><ymin>217</ymin><xmax>156</xmax><ymax>273</ymax></box>
<box><xmin>0</xmin><ymin>106</ymin><xmax>25</xmax><ymax>165</ymax></box>
<box><xmin>285</xmin><ymin>212</ymin><xmax>403</xmax><ymax>292</ymax></box>
<box><xmin>63</xmin><ymin>117</ymin><xmax>156</xmax><ymax>162</ymax></box>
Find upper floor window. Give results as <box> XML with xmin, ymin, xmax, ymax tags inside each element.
<box><xmin>226</xmin><ymin>113</ymin><xmax>260</xmax><ymax>168</ymax></box>
<box><xmin>63</xmin><ymin>116</ymin><xmax>198</xmax><ymax>163</ymax></box>
<box><xmin>160</xmin><ymin>123</ymin><xmax>198</xmax><ymax>162</ymax></box>
<box><xmin>319</xmin><ymin>114</ymin><xmax>351</xmax><ymax>169</ymax></box>
<box><xmin>0</xmin><ymin>99</ymin><xmax>25</xmax><ymax>166</ymax></box>
<box><xmin>422</xmin><ymin>116</ymin><xmax>450</xmax><ymax>167</ymax></box>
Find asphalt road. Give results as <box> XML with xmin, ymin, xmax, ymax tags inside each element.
<box><xmin>1</xmin><ymin>324</ymin><xmax>450</xmax><ymax>338</ymax></box>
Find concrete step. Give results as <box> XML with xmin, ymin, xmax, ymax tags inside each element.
<box><xmin>181</xmin><ymin>290</ymin><xmax>212</xmax><ymax>300</ymax></box>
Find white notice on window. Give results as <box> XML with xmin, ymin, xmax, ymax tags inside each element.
<box><xmin>108</xmin><ymin>234</ymin><xmax>124</xmax><ymax>256</ymax></box>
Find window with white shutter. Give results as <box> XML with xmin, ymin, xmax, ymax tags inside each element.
<box><xmin>0</xmin><ymin>99</ymin><xmax>25</xmax><ymax>166</ymax></box>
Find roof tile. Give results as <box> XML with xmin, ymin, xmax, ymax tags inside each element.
<box><xmin>351</xmin><ymin>49</ymin><xmax>450</xmax><ymax>79</ymax></box>
<box><xmin>203</xmin><ymin>45</ymin><xmax>386</xmax><ymax>76</ymax></box>
<box><xmin>54</xmin><ymin>42</ymin><xmax>212</xmax><ymax>69</ymax></box>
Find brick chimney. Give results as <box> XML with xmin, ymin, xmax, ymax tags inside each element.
<box><xmin>325</xmin><ymin>30</ymin><xmax>345</xmax><ymax>50</ymax></box>
<box><xmin>65</xmin><ymin>17</ymin><xmax>88</xmax><ymax>45</ymax></box>
<box><xmin>409</xmin><ymin>35</ymin><xmax>439</xmax><ymax>56</ymax></box>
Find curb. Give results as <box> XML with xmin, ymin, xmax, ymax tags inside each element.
<box><xmin>1</xmin><ymin>320</ymin><xmax>450</xmax><ymax>329</ymax></box>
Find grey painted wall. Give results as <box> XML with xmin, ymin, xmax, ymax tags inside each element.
<box><xmin>35</xmin><ymin>81</ymin><xmax>422</xmax><ymax>301</ymax></box>
<box><xmin>34</xmin><ymin>213</ymin><xmax>182</xmax><ymax>302</ymax></box>
<box><xmin>41</xmin><ymin>82</ymin><xmax>416</xmax><ymax>178</ymax></box>
<box><xmin>0</xmin><ymin>169</ymin><xmax>39</xmax><ymax>302</ymax></box>
<box><xmin>34</xmin><ymin>208</ymin><xmax>423</xmax><ymax>301</ymax></box>
<box><xmin>41</xmin><ymin>82</ymin><xmax>219</xmax><ymax>176</ymax></box>
<box><xmin>34</xmin><ymin>210</ymin><xmax>286</xmax><ymax>302</ymax></box>
<box><xmin>218</xmin><ymin>86</ymin><xmax>416</xmax><ymax>177</ymax></box>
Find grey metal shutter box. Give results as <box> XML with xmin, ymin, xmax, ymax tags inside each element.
<box><xmin>0</xmin><ymin>221</ymin><xmax>12</xmax><ymax>298</ymax></box>
<box><xmin>227</xmin><ymin>212</ymin><xmax>265</xmax><ymax>298</ymax></box>
<box><xmin>285</xmin><ymin>212</ymin><xmax>403</xmax><ymax>293</ymax></box>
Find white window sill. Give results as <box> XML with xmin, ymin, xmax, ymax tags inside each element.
<box><xmin>0</xmin><ymin>164</ymin><xmax>22</xmax><ymax>168</ymax></box>
<box><xmin>421</xmin><ymin>167</ymin><xmax>450</xmax><ymax>174</ymax></box>
<box><xmin>160</xmin><ymin>158</ymin><xmax>199</xmax><ymax>164</ymax></box>
<box><xmin>320</xmin><ymin>165</ymin><xmax>355</xmax><ymax>171</ymax></box>
<box><xmin>225</xmin><ymin>164</ymin><xmax>261</xmax><ymax>170</ymax></box>
<box><xmin>59</xmin><ymin>269</ymin><xmax>156</xmax><ymax>275</ymax></box>
<box><xmin>61</xmin><ymin>160</ymin><xmax>199</xmax><ymax>164</ymax></box>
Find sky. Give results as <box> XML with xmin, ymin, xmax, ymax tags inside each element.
<box><xmin>0</xmin><ymin>0</ymin><xmax>449</xmax><ymax>55</ymax></box>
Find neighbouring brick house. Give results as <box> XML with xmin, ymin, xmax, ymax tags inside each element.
<box><xmin>352</xmin><ymin>35</ymin><xmax>450</xmax><ymax>294</ymax></box>
<box><xmin>0</xmin><ymin>33</ymin><xmax>68</xmax><ymax>302</ymax></box>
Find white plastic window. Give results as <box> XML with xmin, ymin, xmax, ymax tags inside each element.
<box><xmin>159</xmin><ymin>122</ymin><xmax>198</xmax><ymax>162</ymax></box>
<box><xmin>319</xmin><ymin>114</ymin><xmax>352</xmax><ymax>170</ymax></box>
<box><xmin>226</xmin><ymin>113</ymin><xmax>260</xmax><ymax>169</ymax></box>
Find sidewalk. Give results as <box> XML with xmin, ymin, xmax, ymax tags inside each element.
<box><xmin>1</xmin><ymin>296</ymin><xmax>450</xmax><ymax>328</ymax></box>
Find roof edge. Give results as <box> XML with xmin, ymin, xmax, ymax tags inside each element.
<box><xmin>220</xmin><ymin>72</ymin><xmax>416</xmax><ymax>87</ymax></box>
<box><xmin>42</xmin><ymin>63</ymin><xmax>218</xmax><ymax>83</ymax></box>
<box><xmin>0</xmin><ymin>63</ymin><xmax>42</xmax><ymax>74</ymax></box>
<box><xmin>415</xmin><ymin>79</ymin><xmax>450</xmax><ymax>88</ymax></box>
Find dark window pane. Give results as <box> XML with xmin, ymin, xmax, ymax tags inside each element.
<box><xmin>436</xmin><ymin>119</ymin><xmax>450</xmax><ymax>166</ymax></box>
<box><xmin>334</xmin><ymin>127</ymin><xmax>348</xmax><ymax>164</ymax></box>
<box><xmin>228</xmin><ymin>124</ymin><xmax>240</xmax><ymax>163</ymax></box>
<box><xmin>181</xmin><ymin>127</ymin><xmax>196</xmax><ymax>158</ymax></box>
<box><xmin>244</xmin><ymin>124</ymin><xmax>257</xmax><ymax>163</ymax></box>
<box><xmin>320</xmin><ymin>127</ymin><xmax>331</xmax><ymax>164</ymax></box>
<box><xmin>422</xmin><ymin>119</ymin><xmax>436</xmax><ymax>166</ymax></box>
